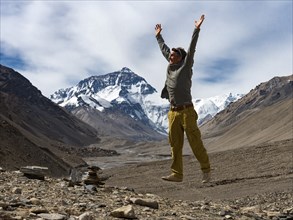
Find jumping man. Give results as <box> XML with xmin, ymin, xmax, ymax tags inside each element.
<box><xmin>155</xmin><ymin>14</ymin><xmax>211</xmax><ymax>183</ymax></box>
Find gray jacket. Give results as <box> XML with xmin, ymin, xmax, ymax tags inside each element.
<box><xmin>156</xmin><ymin>28</ymin><xmax>200</xmax><ymax>105</ymax></box>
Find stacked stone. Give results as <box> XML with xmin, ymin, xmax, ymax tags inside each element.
<box><xmin>83</xmin><ymin>166</ymin><xmax>103</xmax><ymax>185</ymax></box>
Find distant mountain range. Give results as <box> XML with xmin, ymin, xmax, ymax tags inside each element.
<box><xmin>50</xmin><ymin>67</ymin><xmax>243</xmax><ymax>137</ymax></box>
<box><xmin>1</xmin><ymin>63</ymin><xmax>291</xmax><ymax>175</ymax></box>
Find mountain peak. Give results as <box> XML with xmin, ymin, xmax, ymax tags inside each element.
<box><xmin>121</xmin><ymin>67</ymin><xmax>133</xmax><ymax>73</ymax></box>
<box><xmin>50</xmin><ymin>68</ymin><xmax>157</xmax><ymax>109</ymax></box>
<box><xmin>50</xmin><ymin>67</ymin><xmax>165</xmax><ymax>140</ymax></box>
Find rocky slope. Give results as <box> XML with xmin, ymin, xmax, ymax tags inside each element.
<box><xmin>0</xmin><ymin>64</ymin><xmax>99</xmax><ymax>146</ymax></box>
<box><xmin>0</xmin><ymin>65</ymin><xmax>102</xmax><ymax>176</ymax></box>
<box><xmin>201</xmin><ymin>75</ymin><xmax>293</xmax><ymax>152</ymax></box>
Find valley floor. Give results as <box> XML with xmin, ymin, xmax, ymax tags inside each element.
<box><xmin>103</xmin><ymin>139</ymin><xmax>292</xmax><ymax>201</ymax></box>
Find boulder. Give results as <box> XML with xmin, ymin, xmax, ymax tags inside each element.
<box><xmin>20</xmin><ymin>166</ymin><xmax>48</xmax><ymax>180</ymax></box>
<box><xmin>110</xmin><ymin>205</ymin><xmax>136</xmax><ymax>219</ymax></box>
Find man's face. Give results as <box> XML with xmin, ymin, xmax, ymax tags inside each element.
<box><xmin>169</xmin><ymin>51</ymin><xmax>182</xmax><ymax>64</ymax></box>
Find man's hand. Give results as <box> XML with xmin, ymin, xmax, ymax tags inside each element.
<box><xmin>195</xmin><ymin>14</ymin><xmax>205</xmax><ymax>29</ymax></box>
<box><xmin>155</xmin><ymin>24</ymin><xmax>162</xmax><ymax>36</ymax></box>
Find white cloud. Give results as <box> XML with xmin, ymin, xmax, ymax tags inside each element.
<box><xmin>0</xmin><ymin>1</ymin><xmax>292</xmax><ymax>99</ymax></box>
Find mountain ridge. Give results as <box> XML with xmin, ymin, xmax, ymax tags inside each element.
<box><xmin>201</xmin><ymin>75</ymin><xmax>293</xmax><ymax>152</ymax></box>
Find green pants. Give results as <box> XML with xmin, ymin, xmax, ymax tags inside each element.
<box><xmin>168</xmin><ymin>107</ymin><xmax>210</xmax><ymax>178</ymax></box>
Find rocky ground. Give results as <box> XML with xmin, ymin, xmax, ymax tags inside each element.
<box><xmin>1</xmin><ymin>169</ymin><xmax>292</xmax><ymax>220</ymax></box>
<box><xmin>1</xmin><ymin>139</ymin><xmax>292</xmax><ymax>220</ymax></box>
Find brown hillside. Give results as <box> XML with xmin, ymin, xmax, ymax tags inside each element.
<box><xmin>201</xmin><ymin>75</ymin><xmax>293</xmax><ymax>152</ymax></box>
<box><xmin>0</xmin><ymin>65</ymin><xmax>101</xmax><ymax>176</ymax></box>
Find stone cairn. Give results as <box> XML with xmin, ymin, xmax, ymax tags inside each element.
<box><xmin>82</xmin><ymin>166</ymin><xmax>104</xmax><ymax>185</ymax></box>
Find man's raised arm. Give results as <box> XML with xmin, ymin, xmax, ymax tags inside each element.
<box><xmin>155</xmin><ymin>24</ymin><xmax>170</xmax><ymax>61</ymax></box>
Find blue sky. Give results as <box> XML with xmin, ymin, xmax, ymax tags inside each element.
<box><xmin>0</xmin><ymin>1</ymin><xmax>292</xmax><ymax>98</ymax></box>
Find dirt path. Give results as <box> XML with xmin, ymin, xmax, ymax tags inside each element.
<box><xmin>102</xmin><ymin>139</ymin><xmax>293</xmax><ymax>202</ymax></box>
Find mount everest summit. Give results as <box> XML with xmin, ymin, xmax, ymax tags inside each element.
<box><xmin>50</xmin><ymin>67</ymin><xmax>243</xmax><ymax>139</ymax></box>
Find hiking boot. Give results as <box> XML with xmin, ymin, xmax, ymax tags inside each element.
<box><xmin>162</xmin><ymin>174</ymin><xmax>183</xmax><ymax>182</ymax></box>
<box><xmin>202</xmin><ymin>172</ymin><xmax>211</xmax><ymax>183</ymax></box>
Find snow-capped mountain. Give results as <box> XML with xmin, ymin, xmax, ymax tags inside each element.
<box><xmin>51</xmin><ymin>67</ymin><xmax>169</xmax><ymax>139</ymax></box>
<box><xmin>194</xmin><ymin>93</ymin><xmax>244</xmax><ymax>125</ymax></box>
<box><xmin>50</xmin><ymin>67</ymin><xmax>243</xmax><ymax>135</ymax></box>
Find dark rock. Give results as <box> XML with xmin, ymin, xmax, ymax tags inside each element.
<box><xmin>20</xmin><ymin>166</ymin><xmax>48</xmax><ymax>180</ymax></box>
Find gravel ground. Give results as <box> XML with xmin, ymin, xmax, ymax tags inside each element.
<box><xmin>0</xmin><ymin>140</ymin><xmax>292</xmax><ymax>220</ymax></box>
